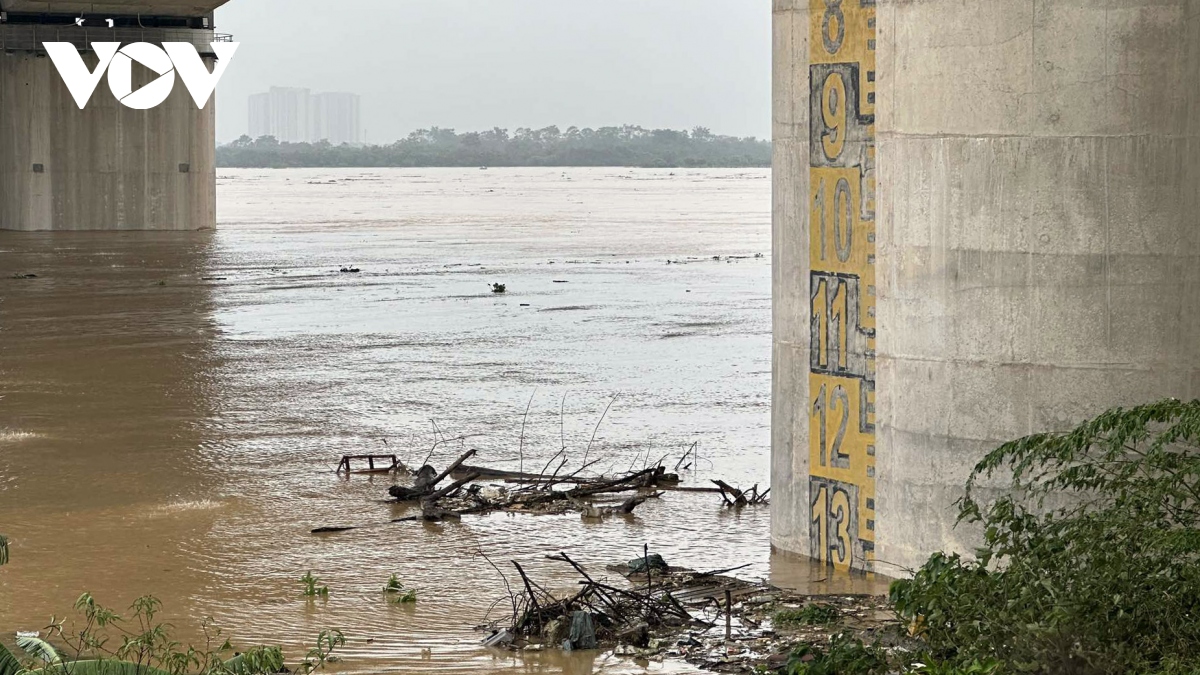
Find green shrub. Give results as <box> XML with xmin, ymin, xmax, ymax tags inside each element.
<box><xmin>910</xmin><ymin>659</ymin><xmax>1002</xmax><ymax>675</ymax></box>
<box><xmin>890</xmin><ymin>399</ymin><xmax>1200</xmax><ymax>675</ymax></box>
<box><xmin>784</xmin><ymin>634</ymin><xmax>888</xmax><ymax>675</ymax></box>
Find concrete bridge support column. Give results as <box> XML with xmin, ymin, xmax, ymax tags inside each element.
<box><xmin>0</xmin><ymin>40</ymin><xmax>217</xmax><ymax>230</ymax></box>
<box><xmin>772</xmin><ymin>0</ymin><xmax>880</xmax><ymax>570</ymax></box>
<box><xmin>773</xmin><ymin>0</ymin><xmax>1200</xmax><ymax>573</ymax></box>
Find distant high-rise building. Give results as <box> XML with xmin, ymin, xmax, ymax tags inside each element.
<box><xmin>246</xmin><ymin>87</ymin><xmax>361</xmax><ymax>145</ymax></box>
<box><xmin>269</xmin><ymin>87</ymin><xmax>312</xmax><ymax>143</ymax></box>
<box><xmin>248</xmin><ymin>92</ymin><xmax>272</xmax><ymax>140</ymax></box>
<box><xmin>309</xmin><ymin>93</ymin><xmax>362</xmax><ymax>146</ymax></box>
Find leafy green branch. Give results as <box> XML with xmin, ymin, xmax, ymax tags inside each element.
<box><xmin>892</xmin><ymin>399</ymin><xmax>1200</xmax><ymax>675</ymax></box>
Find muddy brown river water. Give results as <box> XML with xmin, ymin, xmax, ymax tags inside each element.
<box><xmin>0</xmin><ymin>168</ymin><xmax>886</xmax><ymax>673</ymax></box>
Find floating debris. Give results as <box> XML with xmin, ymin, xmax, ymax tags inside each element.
<box><xmin>336</xmin><ymin>454</ymin><xmax>403</xmax><ymax>475</ymax></box>
<box><xmin>712</xmin><ymin>480</ymin><xmax>770</xmax><ymax>507</ymax></box>
<box><xmin>313</xmin><ymin>451</ymin><xmax>693</xmax><ymax>532</ymax></box>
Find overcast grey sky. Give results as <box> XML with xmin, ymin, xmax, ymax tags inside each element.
<box><xmin>212</xmin><ymin>0</ymin><xmax>770</xmax><ymax>144</ymax></box>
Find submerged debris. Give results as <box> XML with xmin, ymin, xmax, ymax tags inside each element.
<box><xmin>712</xmin><ymin>480</ymin><xmax>770</xmax><ymax>508</ymax></box>
<box><xmin>627</xmin><ymin>554</ymin><xmax>669</xmax><ymax>575</ymax></box>
<box><xmin>390</xmin><ymin>450</ymin><xmax>672</xmax><ymax>520</ymax></box>
<box><xmin>481</xmin><ymin>555</ymin><xmax>903</xmax><ymax>674</ymax></box>
<box><xmin>337</xmin><ymin>454</ymin><xmax>403</xmax><ymax>475</ymax></box>
<box><xmin>312</xmin><ymin>448</ymin><xmax>715</xmax><ymax>533</ymax></box>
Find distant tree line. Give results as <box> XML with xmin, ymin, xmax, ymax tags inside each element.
<box><xmin>216</xmin><ymin>125</ymin><xmax>771</xmax><ymax>169</ymax></box>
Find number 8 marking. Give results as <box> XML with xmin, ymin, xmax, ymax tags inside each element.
<box><xmin>823</xmin><ymin>0</ymin><xmax>845</xmax><ymax>55</ymax></box>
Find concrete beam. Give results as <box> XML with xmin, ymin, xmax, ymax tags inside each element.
<box><xmin>0</xmin><ymin>1</ymin><xmax>230</xmax><ymax>17</ymax></box>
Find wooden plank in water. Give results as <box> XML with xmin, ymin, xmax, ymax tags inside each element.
<box><xmin>337</xmin><ymin>454</ymin><xmax>400</xmax><ymax>474</ymax></box>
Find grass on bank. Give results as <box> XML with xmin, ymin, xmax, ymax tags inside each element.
<box><xmin>0</xmin><ymin>593</ymin><xmax>344</xmax><ymax>675</ymax></box>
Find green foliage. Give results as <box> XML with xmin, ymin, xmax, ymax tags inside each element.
<box><xmin>222</xmin><ymin>647</ymin><xmax>285</xmax><ymax>675</ymax></box>
<box><xmin>216</xmin><ymin>126</ymin><xmax>771</xmax><ymax>169</ymax></box>
<box><xmin>383</xmin><ymin>574</ymin><xmax>404</xmax><ymax>593</ymax></box>
<box><xmin>910</xmin><ymin>659</ymin><xmax>1002</xmax><ymax>675</ymax></box>
<box><xmin>300</xmin><ymin>571</ymin><xmax>329</xmax><ymax>598</ymax></box>
<box><xmin>300</xmin><ymin>631</ymin><xmax>345</xmax><ymax>675</ymax></box>
<box><xmin>784</xmin><ymin>635</ymin><xmax>889</xmax><ymax>675</ymax></box>
<box><xmin>383</xmin><ymin>574</ymin><xmax>418</xmax><ymax>604</ymax></box>
<box><xmin>890</xmin><ymin>399</ymin><xmax>1200</xmax><ymax>675</ymax></box>
<box><xmin>773</xmin><ymin>603</ymin><xmax>841</xmax><ymax>627</ymax></box>
<box><xmin>25</xmin><ymin>660</ymin><xmax>173</xmax><ymax>675</ymax></box>
<box><xmin>0</xmin><ymin>642</ymin><xmax>23</xmax><ymax>675</ymax></box>
<box><xmin>15</xmin><ymin>593</ymin><xmax>337</xmax><ymax>675</ymax></box>
<box><xmin>17</xmin><ymin>635</ymin><xmax>61</xmax><ymax>664</ymax></box>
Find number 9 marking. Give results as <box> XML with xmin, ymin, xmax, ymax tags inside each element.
<box><xmin>822</xmin><ymin>72</ymin><xmax>846</xmax><ymax>162</ymax></box>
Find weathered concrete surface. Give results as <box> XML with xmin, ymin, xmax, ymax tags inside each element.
<box><xmin>770</xmin><ymin>0</ymin><xmax>812</xmax><ymax>562</ymax></box>
<box><xmin>871</xmin><ymin>0</ymin><xmax>1200</xmax><ymax>572</ymax></box>
<box><xmin>774</xmin><ymin>0</ymin><xmax>1200</xmax><ymax>573</ymax></box>
<box><xmin>0</xmin><ymin>49</ymin><xmax>217</xmax><ymax>231</ymax></box>
<box><xmin>0</xmin><ymin>1</ymin><xmax>230</xmax><ymax>16</ymax></box>
<box><xmin>772</xmin><ymin>0</ymin><xmax>879</xmax><ymax>571</ymax></box>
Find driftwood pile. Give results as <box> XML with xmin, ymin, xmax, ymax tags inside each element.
<box><xmin>386</xmin><ymin>449</ymin><xmax>678</xmax><ymax>521</ymax></box>
<box><xmin>486</xmin><ymin>552</ymin><xmax>705</xmax><ymax>651</ymax></box>
<box><xmin>476</xmin><ymin>554</ymin><xmax>905</xmax><ymax>673</ymax></box>
<box><xmin>479</xmin><ymin>551</ymin><xmax>794</xmax><ymax>660</ymax></box>
<box><xmin>312</xmin><ymin>446</ymin><xmax>765</xmax><ymax>534</ymax></box>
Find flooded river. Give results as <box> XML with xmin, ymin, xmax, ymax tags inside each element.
<box><xmin>0</xmin><ymin>168</ymin><xmax>881</xmax><ymax>673</ymax></box>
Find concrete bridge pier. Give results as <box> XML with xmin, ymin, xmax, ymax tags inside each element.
<box><xmin>773</xmin><ymin>0</ymin><xmax>1200</xmax><ymax>573</ymax></box>
<box><xmin>0</xmin><ymin>1</ymin><xmax>230</xmax><ymax>231</ymax></box>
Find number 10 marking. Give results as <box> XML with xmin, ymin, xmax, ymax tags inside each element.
<box><xmin>815</xmin><ymin>177</ymin><xmax>853</xmax><ymax>263</ymax></box>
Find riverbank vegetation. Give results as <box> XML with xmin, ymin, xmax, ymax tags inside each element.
<box><xmin>216</xmin><ymin>126</ymin><xmax>771</xmax><ymax>169</ymax></box>
<box><xmin>0</xmin><ymin>594</ymin><xmax>343</xmax><ymax>675</ymax></box>
<box><xmin>887</xmin><ymin>398</ymin><xmax>1200</xmax><ymax>675</ymax></box>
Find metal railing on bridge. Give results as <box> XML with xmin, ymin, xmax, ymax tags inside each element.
<box><xmin>0</xmin><ymin>25</ymin><xmax>232</xmax><ymax>55</ymax></box>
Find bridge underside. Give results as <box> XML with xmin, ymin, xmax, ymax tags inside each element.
<box><xmin>0</xmin><ymin>0</ymin><xmax>229</xmax><ymax>231</ymax></box>
<box><xmin>0</xmin><ymin>1</ymin><xmax>229</xmax><ymax>17</ymax></box>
